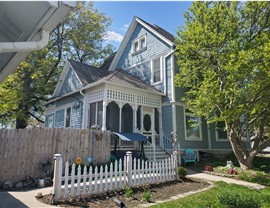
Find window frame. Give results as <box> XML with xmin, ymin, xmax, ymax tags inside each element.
<box><xmin>132</xmin><ymin>35</ymin><xmax>147</xmax><ymax>54</ymax></box>
<box><xmin>65</xmin><ymin>106</ymin><xmax>72</xmax><ymax>128</ymax></box>
<box><xmin>151</xmin><ymin>56</ymin><xmax>163</xmax><ymax>85</ymax></box>
<box><xmin>215</xmin><ymin>121</ymin><xmax>228</xmax><ymax>142</ymax></box>
<box><xmin>184</xmin><ymin>108</ymin><xmax>202</xmax><ymax>141</ymax></box>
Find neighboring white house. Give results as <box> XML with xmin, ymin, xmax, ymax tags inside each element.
<box><xmin>0</xmin><ymin>1</ymin><xmax>76</xmax><ymax>83</ymax></box>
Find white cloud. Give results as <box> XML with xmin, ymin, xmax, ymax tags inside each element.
<box><xmin>105</xmin><ymin>31</ymin><xmax>123</xmax><ymax>43</ymax></box>
<box><xmin>121</xmin><ymin>24</ymin><xmax>130</xmax><ymax>31</ymax></box>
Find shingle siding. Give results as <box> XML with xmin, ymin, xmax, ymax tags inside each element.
<box><xmin>162</xmin><ymin>105</ymin><xmax>173</xmax><ymax>138</ymax></box>
<box><xmin>58</xmin><ymin>68</ymin><xmax>82</xmax><ymax>96</ymax></box>
<box><xmin>176</xmin><ymin>105</ymin><xmax>209</xmax><ymax>149</ymax></box>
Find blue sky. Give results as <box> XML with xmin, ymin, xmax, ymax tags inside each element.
<box><xmin>93</xmin><ymin>1</ymin><xmax>193</xmax><ymax>50</ymax></box>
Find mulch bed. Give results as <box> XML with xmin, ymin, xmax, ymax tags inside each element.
<box><xmin>37</xmin><ymin>178</ymin><xmax>210</xmax><ymax>208</ymax></box>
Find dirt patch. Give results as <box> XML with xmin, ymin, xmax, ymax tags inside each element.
<box><xmin>37</xmin><ymin>178</ymin><xmax>210</xmax><ymax>207</ymax></box>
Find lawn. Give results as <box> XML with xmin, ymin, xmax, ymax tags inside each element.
<box><xmin>150</xmin><ymin>182</ymin><xmax>270</xmax><ymax>208</ymax></box>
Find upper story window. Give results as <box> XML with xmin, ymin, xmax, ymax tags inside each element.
<box><xmin>151</xmin><ymin>56</ymin><xmax>162</xmax><ymax>84</ymax></box>
<box><xmin>133</xmin><ymin>35</ymin><xmax>146</xmax><ymax>53</ymax></box>
<box><xmin>184</xmin><ymin>108</ymin><xmax>202</xmax><ymax>141</ymax></box>
<box><xmin>216</xmin><ymin>121</ymin><xmax>228</xmax><ymax>141</ymax></box>
<box><xmin>65</xmin><ymin>107</ymin><xmax>71</xmax><ymax>128</ymax></box>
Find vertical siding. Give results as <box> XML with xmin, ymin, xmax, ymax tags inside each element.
<box><xmin>58</xmin><ymin>68</ymin><xmax>82</xmax><ymax>96</ymax></box>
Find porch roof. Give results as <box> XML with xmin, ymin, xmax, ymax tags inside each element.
<box><xmin>114</xmin><ymin>132</ymin><xmax>148</xmax><ymax>142</ymax></box>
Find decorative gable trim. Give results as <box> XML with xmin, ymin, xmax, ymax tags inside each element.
<box><xmin>53</xmin><ymin>60</ymin><xmax>82</xmax><ymax>97</ymax></box>
<box><xmin>109</xmin><ymin>16</ymin><xmax>174</xmax><ymax>71</ymax></box>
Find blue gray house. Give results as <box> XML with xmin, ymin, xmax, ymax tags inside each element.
<box><xmin>45</xmin><ymin>16</ymin><xmax>237</xmax><ymax>160</ymax></box>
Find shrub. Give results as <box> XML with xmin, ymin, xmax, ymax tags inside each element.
<box><xmin>124</xmin><ymin>186</ymin><xmax>133</xmax><ymax>198</ymax></box>
<box><xmin>204</xmin><ymin>166</ymin><xmax>213</xmax><ymax>171</ymax></box>
<box><xmin>178</xmin><ymin>166</ymin><xmax>187</xmax><ymax>178</ymax></box>
<box><xmin>143</xmin><ymin>189</ymin><xmax>152</xmax><ymax>202</ymax></box>
<box><xmin>218</xmin><ymin>188</ymin><xmax>261</xmax><ymax>208</ymax></box>
<box><xmin>227</xmin><ymin>168</ymin><xmax>238</xmax><ymax>175</ymax></box>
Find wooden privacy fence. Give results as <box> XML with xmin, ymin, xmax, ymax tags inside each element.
<box><xmin>53</xmin><ymin>151</ymin><xmax>178</xmax><ymax>202</ymax></box>
<box><xmin>0</xmin><ymin>128</ymin><xmax>111</xmax><ymax>183</ymax></box>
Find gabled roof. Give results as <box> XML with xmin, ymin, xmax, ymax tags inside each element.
<box><xmin>109</xmin><ymin>16</ymin><xmax>175</xmax><ymax>71</ymax></box>
<box><xmin>68</xmin><ymin>59</ymin><xmax>110</xmax><ymax>86</ymax></box>
<box><xmin>101</xmin><ymin>70</ymin><xmax>161</xmax><ymax>94</ymax></box>
<box><xmin>136</xmin><ymin>16</ymin><xmax>175</xmax><ymax>43</ymax></box>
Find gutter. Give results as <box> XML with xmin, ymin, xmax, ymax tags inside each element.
<box><xmin>0</xmin><ymin>29</ymin><xmax>50</xmax><ymax>53</ymax></box>
<box><xmin>80</xmin><ymin>89</ymin><xmax>86</xmax><ymax>129</ymax></box>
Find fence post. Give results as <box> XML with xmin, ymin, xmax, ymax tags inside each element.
<box><xmin>126</xmin><ymin>151</ymin><xmax>132</xmax><ymax>187</ymax></box>
<box><xmin>173</xmin><ymin>151</ymin><xmax>178</xmax><ymax>179</ymax></box>
<box><xmin>53</xmin><ymin>154</ymin><xmax>62</xmax><ymax>202</ymax></box>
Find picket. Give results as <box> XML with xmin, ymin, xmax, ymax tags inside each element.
<box><xmin>53</xmin><ymin>151</ymin><xmax>178</xmax><ymax>202</ymax></box>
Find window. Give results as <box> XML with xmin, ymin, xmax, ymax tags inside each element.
<box><xmin>216</xmin><ymin>121</ymin><xmax>227</xmax><ymax>141</ymax></box>
<box><xmin>89</xmin><ymin>102</ymin><xmax>103</xmax><ymax>129</ymax></box>
<box><xmin>185</xmin><ymin>108</ymin><xmax>202</xmax><ymax>141</ymax></box>
<box><xmin>151</xmin><ymin>57</ymin><xmax>162</xmax><ymax>84</ymax></box>
<box><xmin>133</xmin><ymin>35</ymin><xmax>146</xmax><ymax>53</ymax></box>
<box><xmin>65</xmin><ymin>107</ymin><xmax>71</xmax><ymax>127</ymax></box>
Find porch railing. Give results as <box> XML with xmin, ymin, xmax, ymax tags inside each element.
<box><xmin>110</xmin><ymin>135</ymin><xmax>135</xmax><ymax>150</ymax></box>
<box><xmin>144</xmin><ymin>141</ymin><xmax>155</xmax><ymax>161</ymax></box>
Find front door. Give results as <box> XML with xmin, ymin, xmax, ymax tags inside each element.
<box><xmin>142</xmin><ymin>107</ymin><xmax>154</xmax><ymax>144</ymax></box>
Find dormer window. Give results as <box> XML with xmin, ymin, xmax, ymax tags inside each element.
<box><xmin>133</xmin><ymin>35</ymin><xmax>146</xmax><ymax>53</ymax></box>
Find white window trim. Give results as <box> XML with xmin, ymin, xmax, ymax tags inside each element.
<box><xmin>64</xmin><ymin>106</ymin><xmax>72</xmax><ymax>128</ymax></box>
<box><xmin>132</xmin><ymin>35</ymin><xmax>147</xmax><ymax>54</ymax></box>
<box><xmin>151</xmin><ymin>56</ymin><xmax>163</xmax><ymax>85</ymax></box>
<box><xmin>184</xmin><ymin>108</ymin><xmax>202</xmax><ymax>141</ymax></box>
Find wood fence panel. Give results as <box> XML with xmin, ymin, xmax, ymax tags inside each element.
<box><xmin>0</xmin><ymin>128</ymin><xmax>111</xmax><ymax>183</ymax></box>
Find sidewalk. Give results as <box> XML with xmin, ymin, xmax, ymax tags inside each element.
<box><xmin>0</xmin><ymin>169</ymin><xmax>265</xmax><ymax>208</ymax></box>
<box><xmin>0</xmin><ymin>186</ymin><xmax>55</xmax><ymax>208</ymax></box>
<box><xmin>187</xmin><ymin>169</ymin><xmax>265</xmax><ymax>190</ymax></box>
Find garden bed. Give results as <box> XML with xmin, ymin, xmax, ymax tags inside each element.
<box><xmin>37</xmin><ymin>178</ymin><xmax>210</xmax><ymax>207</ymax></box>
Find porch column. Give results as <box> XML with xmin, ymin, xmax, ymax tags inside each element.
<box><xmin>132</xmin><ymin>105</ymin><xmax>137</xmax><ymax>132</ymax></box>
<box><xmin>152</xmin><ymin>108</ymin><xmax>156</xmax><ymax>161</ymax></box>
<box><xmin>118</xmin><ymin>103</ymin><xmax>123</xmax><ymax>132</ymax></box>
<box><xmin>102</xmin><ymin>100</ymin><xmax>107</xmax><ymax>130</ymax></box>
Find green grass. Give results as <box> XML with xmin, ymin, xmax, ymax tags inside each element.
<box><xmin>150</xmin><ymin>182</ymin><xmax>270</xmax><ymax>208</ymax></box>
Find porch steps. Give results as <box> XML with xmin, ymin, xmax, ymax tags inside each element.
<box><xmin>144</xmin><ymin>145</ymin><xmax>170</xmax><ymax>161</ymax></box>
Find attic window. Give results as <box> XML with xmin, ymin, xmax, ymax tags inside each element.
<box><xmin>132</xmin><ymin>35</ymin><xmax>146</xmax><ymax>54</ymax></box>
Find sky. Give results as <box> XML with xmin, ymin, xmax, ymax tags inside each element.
<box><xmin>93</xmin><ymin>1</ymin><xmax>193</xmax><ymax>50</ymax></box>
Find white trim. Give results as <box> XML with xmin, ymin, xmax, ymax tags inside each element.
<box><xmin>184</xmin><ymin>107</ymin><xmax>202</xmax><ymax>141</ymax></box>
<box><xmin>132</xmin><ymin>34</ymin><xmax>147</xmax><ymax>54</ymax></box>
<box><xmin>109</xmin><ymin>16</ymin><xmax>174</xmax><ymax>71</ymax></box>
<box><xmin>151</xmin><ymin>56</ymin><xmax>163</xmax><ymax>85</ymax></box>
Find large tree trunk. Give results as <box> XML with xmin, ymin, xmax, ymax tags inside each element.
<box><xmin>227</xmin><ymin>124</ymin><xmax>255</xmax><ymax>170</ymax></box>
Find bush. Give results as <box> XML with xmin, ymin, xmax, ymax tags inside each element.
<box><xmin>178</xmin><ymin>167</ymin><xmax>187</xmax><ymax>178</ymax></box>
<box><xmin>218</xmin><ymin>188</ymin><xmax>261</xmax><ymax>208</ymax></box>
<box><xmin>124</xmin><ymin>186</ymin><xmax>133</xmax><ymax>198</ymax></box>
<box><xmin>203</xmin><ymin>166</ymin><xmax>213</xmax><ymax>171</ymax></box>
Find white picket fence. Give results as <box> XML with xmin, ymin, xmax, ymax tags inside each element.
<box><xmin>53</xmin><ymin>151</ymin><xmax>178</xmax><ymax>202</ymax></box>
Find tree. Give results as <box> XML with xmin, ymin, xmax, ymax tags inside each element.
<box><xmin>175</xmin><ymin>1</ymin><xmax>270</xmax><ymax>170</ymax></box>
<box><xmin>0</xmin><ymin>2</ymin><xmax>114</xmax><ymax>129</ymax></box>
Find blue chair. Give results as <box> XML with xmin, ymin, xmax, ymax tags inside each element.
<box><xmin>182</xmin><ymin>148</ymin><xmax>197</xmax><ymax>166</ymax></box>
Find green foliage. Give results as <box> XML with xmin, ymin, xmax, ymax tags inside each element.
<box><xmin>143</xmin><ymin>189</ymin><xmax>152</xmax><ymax>202</ymax></box>
<box><xmin>175</xmin><ymin>1</ymin><xmax>270</xmax><ymax>169</ymax></box>
<box><xmin>218</xmin><ymin>186</ymin><xmax>261</xmax><ymax>208</ymax></box>
<box><xmin>151</xmin><ymin>182</ymin><xmax>270</xmax><ymax>208</ymax></box>
<box><xmin>0</xmin><ymin>2</ymin><xmax>114</xmax><ymax>128</ymax></box>
<box><xmin>124</xmin><ymin>186</ymin><xmax>133</xmax><ymax>198</ymax></box>
<box><xmin>177</xmin><ymin>166</ymin><xmax>187</xmax><ymax>178</ymax></box>
<box><xmin>238</xmin><ymin>170</ymin><xmax>270</xmax><ymax>186</ymax></box>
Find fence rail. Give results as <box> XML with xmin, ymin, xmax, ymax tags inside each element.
<box><xmin>0</xmin><ymin>128</ymin><xmax>111</xmax><ymax>183</ymax></box>
<box><xmin>53</xmin><ymin>151</ymin><xmax>178</xmax><ymax>202</ymax></box>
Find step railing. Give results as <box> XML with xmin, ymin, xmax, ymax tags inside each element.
<box><xmin>144</xmin><ymin>141</ymin><xmax>155</xmax><ymax>161</ymax></box>
<box><xmin>160</xmin><ymin>134</ymin><xmax>173</xmax><ymax>155</ymax></box>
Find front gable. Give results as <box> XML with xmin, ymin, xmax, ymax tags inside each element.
<box><xmin>109</xmin><ymin>17</ymin><xmax>174</xmax><ymax>94</ymax></box>
<box><xmin>53</xmin><ymin>61</ymin><xmax>83</xmax><ymax>97</ymax></box>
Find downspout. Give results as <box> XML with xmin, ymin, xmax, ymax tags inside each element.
<box><xmin>80</xmin><ymin>89</ymin><xmax>86</xmax><ymax>129</ymax></box>
<box><xmin>0</xmin><ymin>29</ymin><xmax>50</xmax><ymax>53</ymax></box>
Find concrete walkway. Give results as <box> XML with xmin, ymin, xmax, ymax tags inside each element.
<box><xmin>0</xmin><ymin>169</ymin><xmax>265</xmax><ymax>208</ymax></box>
<box><xmin>187</xmin><ymin>169</ymin><xmax>265</xmax><ymax>190</ymax></box>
